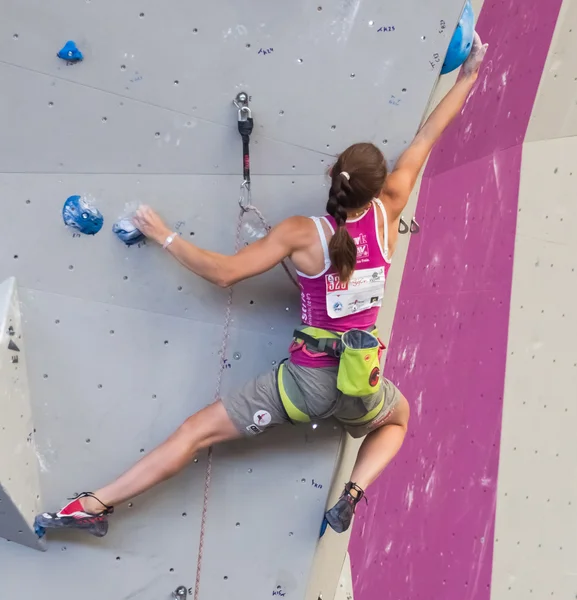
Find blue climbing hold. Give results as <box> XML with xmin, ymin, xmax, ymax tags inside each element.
<box><xmin>57</xmin><ymin>41</ymin><xmax>83</xmax><ymax>63</ymax></box>
<box><xmin>112</xmin><ymin>218</ymin><xmax>145</xmax><ymax>246</ymax></box>
<box><xmin>62</xmin><ymin>196</ymin><xmax>104</xmax><ymax>235</ymax></box>
<box><xmin>319</xmin><ymin>516</ymin><xmax>329</xmax><ymax>538</ymax></box>
<box><xmin>34</xmin><ymin>521</ymin><xmax>46</xmax><ymax>539</ymax></box>
<box><xmin>441</xmin><ymin>0</ymin><xmax>474</xmax><ymax>75</ymax></box>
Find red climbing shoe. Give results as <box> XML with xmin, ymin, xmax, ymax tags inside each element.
<box><xmin>324</xmin><ymin>482</ymin><xmax>366</xmax><ymax>534</ymax></box>
<box><xmin>34</xmin><ymin>492</ymin><xmax>113</xmax><ymax>538</ymax></box>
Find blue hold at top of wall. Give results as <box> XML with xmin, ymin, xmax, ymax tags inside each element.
<box><xmin>57</xmin><ymin>41</ymin><xmax>83</xmax><ymax>62</ymax></box>
<box><xmin>441</xmin><ymin>0</ymin><xmax>474</xmax><ymax>74</ymax></box>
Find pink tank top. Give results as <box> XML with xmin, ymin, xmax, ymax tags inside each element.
<box><xmin>290</xmin><ymin>199</ymin><xmax>392</xmax><ymax>368</ymax></box>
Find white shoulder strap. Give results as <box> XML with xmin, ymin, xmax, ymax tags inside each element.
<box><xmin>311</xmin><ymin>216</ymin><xmax>331</xmax><ymax>267</ymax></box>
<box><xmin>373</xmin><ymin>198</ymin><xmax>390</xmax><ymax>263</ymax></box>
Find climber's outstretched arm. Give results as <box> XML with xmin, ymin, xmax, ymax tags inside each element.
<box><xmin>382</xmin><ymin>32</ymin><xmax>488</xmax><ymax>220</ymax></box>
<box><xmin>134</xmin><ymin>206</ymin><xmax>310</xmax><ymax>287</ymax></box>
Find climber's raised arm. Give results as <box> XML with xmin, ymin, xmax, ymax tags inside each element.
<box><xmin>134</xmin><ymin>206</ymin><xmax>311</xmax><ymax>288</ymax></box>
<box><xmin>382</xmin><ymin>32</ymin><xmax>488</xmax><ymax>220</ymax></box>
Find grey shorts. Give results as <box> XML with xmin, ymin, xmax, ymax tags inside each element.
<box><xmin>221</xmin><ymin>360</ymin><xmax>402</xmax><ymax>439</ymax></box>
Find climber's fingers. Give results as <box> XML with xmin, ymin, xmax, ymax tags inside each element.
<box><xmin>133</xmin><ymin>205</ymin><xmax>171</xmax><ymax>245</ymax></box>
<box><xmin>463</xmin><ymin>31</ymin><xmax>488</xmax><ymax>77</ymax></box>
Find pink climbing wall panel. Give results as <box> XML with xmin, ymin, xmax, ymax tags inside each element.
<box><xmin>348</xmin><ymin>0</ymin><xmax>563</xmax><ymax>598</ymax></box>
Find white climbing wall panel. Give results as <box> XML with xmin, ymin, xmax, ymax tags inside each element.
<box><xmin>491</xmin><ymin>0</ymin><xmax>577</xmax><ymax>588</ymax></box>
<box><xmin>0</xmin><ymin>277</ymin><xmax>45</xmax><ymax>552</ymax></box>
<box><xmin>0</xmin><ymin>1</ymin><xmax>467</xmax><ymax>598</ymax></box>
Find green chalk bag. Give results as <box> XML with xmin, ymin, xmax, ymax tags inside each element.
<box><xmin>336</xmin><ymin>329</ymin><xmax>382</xmax><ymax>397</ymax></box>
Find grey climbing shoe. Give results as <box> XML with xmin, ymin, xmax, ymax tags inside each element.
<box><xmin>324</xmin><ymin>482</ymin><xmax>366</xmax><ymax>534</ymax></box>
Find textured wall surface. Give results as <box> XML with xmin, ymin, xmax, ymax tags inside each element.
<box><xmin>0</xmin><ymin>277</ymin><xmax>44</xmax><ymax>552</ymax></box>
<box><xmin>491</xmin><ymin>1</ymin><xmax>577</xmax><ymax>597</ymax></box>
<box><xmin>0</xmin><ymin>1</ymin><xmax>469</xmax><ymax>599</ymax></box>
<box><xmin>348</xmin><ymin>0</ymin><xmax>564</xmax><ymax>599</ymax></box>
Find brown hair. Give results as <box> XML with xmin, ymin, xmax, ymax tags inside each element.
<box><xmin>326</xmin><ymin>143</ymin><xmax>388</xmax><ymax>282</ymax></box>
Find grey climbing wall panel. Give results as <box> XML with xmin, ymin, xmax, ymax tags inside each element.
<box><xmin>0</xmin><ymin>0</ymin><xmax>468</xmax><ymax>598</ymax></box>
<box><xmin>0</xmin><ymin>278</ymin><xmax>45</xmax><ymax>552</ymax></box>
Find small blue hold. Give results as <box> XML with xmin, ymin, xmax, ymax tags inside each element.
<box><xmin>34</xmin><ymin>521</ymin><xmax>46</xmax><ymax>539</ymax></box>
<box><xmin>63</xmin><ymin>196</ymin><xmax>104</xmax><ymax>235</ymax></box>
<box><xmin>441</xmin><ymin>0</ymin><xmax>475</xmax><ymax>75</ymax></box>
<box><xmin>319</xmin><ymin>517</ymin><xmax>329</xmax><ymax>538</ymax></box>
<box><xmin>112</xmin><ymin>218</ymin><xmax>145</xmax><ymax>246</ymax></box>
<box><xmin>57</xmin><ymin>41</ymin><xmax>83</xmax><ymax>63</ymax></box>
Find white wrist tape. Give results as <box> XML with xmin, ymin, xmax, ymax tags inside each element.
<box><xmin>163</xmin><ymin>232</ymin><xmax>179</xmax><ymax>249</ymax></box>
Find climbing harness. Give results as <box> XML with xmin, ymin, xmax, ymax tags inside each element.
<box><xmin>192</xmin><ymin>93</ymin><xmax>298</xmax><ymax>600</ymax></box>
<box><xmin>291</xmin><ymin>326</ymin><xmax>385</xmax><ymax>397</ymax></box>
<box><xmin>280</xmin><ymin>325</ymin><xmax>387</xmax><ymax>424</ymax></box>
<box><xmin>398</xmin><ymin>216</ymin><xmax>420</xmax><ymax>234</ymax></box>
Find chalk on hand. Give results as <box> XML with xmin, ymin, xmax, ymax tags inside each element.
<box><xmin>113</xmin><ymin>218</ymin><xmax>145</xmax><ymax>246</ymax></box>
<box><xmin>62</xmin><ymin>195</ymin><xmax>104</xmax><ymax>235</ymax></box>
<box><xmin>57</xmin><ymin>41</ymin><xmax>83</xmax><ymax>62</ymax></box>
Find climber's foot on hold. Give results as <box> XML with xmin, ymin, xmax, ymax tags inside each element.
<box><xmin>324</xmin><ymin>482</ymin><xmax>366</xmax><ymax>534</ymax></box>
<box><xmin>34</xmin><ymin>493</ymin><xmax>114</xmax><ymax>538</ymax></box>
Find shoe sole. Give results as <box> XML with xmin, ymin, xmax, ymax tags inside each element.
<box><xmin>323</xmin><ymin>510</ymin><xmax>350</xmax><ymax>534</ymax></box>
<box><xmin>34</xmin><ymin>514</ymin><xmax>108</xmax><ymax>538</ymax></box>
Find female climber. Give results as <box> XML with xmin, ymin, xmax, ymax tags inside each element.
<box><xmin>35</xmin><ymin>34</ymin><xmax>487</xmax><ymax>538</ymax></box>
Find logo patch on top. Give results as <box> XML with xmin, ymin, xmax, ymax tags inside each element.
<box><xmin>369</xmin><ymin>367</ymin><xmax>380</xmax><ymax>387</ymax></box>
<box><xmin>246</xmin><ymin>424</ymin><xmax>262</xmax><ymax>435</ymax></box>
<box><xmin>253</xmin><ymin>410</ymin><xmax>272</xmax><ymax>427</ymax></box>
<box><xmin>354</xmin><ymin>233</ymin><xmax>369</xmax><ymax>259</ymax></box>
<box><xmin>333</xmin><ymin>301</ymin><xmax>343</xmax><ymax>313</ymax></box>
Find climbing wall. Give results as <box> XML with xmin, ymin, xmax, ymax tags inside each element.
<box><xmin>0</xmin><ymin>278</ymin><xmax>44</xmax><ymax>552</ymax></box>
<box><xmin>347</xmin><ymin>0</ymin><xmax>576</xmax><ymax>600</ymax></box>
<box><xmin>0</xmin><ymin>1</ymin><xmax>469</xmax><ymax>599</ymax></box>
<box><xmin>491</xmin><ymin>0</ymin><xmax>577</xmax><ymax>596</ymax></box>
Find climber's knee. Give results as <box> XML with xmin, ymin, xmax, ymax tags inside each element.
<box><xmin>386</xmin><ymin>394</ymin><xmax>410</xmax><ymax>430</ymax></box>
<box><xmin>178</xmin><ymin>400</ymin><xmax>241</xmax><ymax>452</ymax></box>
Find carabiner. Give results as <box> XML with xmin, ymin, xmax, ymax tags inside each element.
<box><xmin>172</xmin><ymin>586</ymin><xmax>187</xmax><ymax>599</ymax></box>
<box><xmin>410</xmin><ymin>218</ymin><xmax>420</xmax><ymax>234</ymax></box>
<box><xmin>398</xmin><ymin>217</ymin><xmax>409</xmax><ymax>234</ymax></box>
<box><xmin>239</xmin><ymin>180</ymin><xmax>251</xmax><ymax>212</ymax></box>
<box><xmin>234</xmin><ymin>92</ymin><xmax>252</xmax><ymax>122</ymax></box>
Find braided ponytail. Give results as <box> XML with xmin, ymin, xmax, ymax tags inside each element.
<box><xmin>327</xmin><ymin>174</ymin><xmax>357</xmax><ymax>283</ymax></box>
<box><xmin>326</xmin><ymin>143</ymin><xmax>388</xmax><ymax>284</ymax></box>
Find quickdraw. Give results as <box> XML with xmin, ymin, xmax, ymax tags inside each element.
<box><xmin>232</xmin><ymin>92</ymin><xmax>299</xmax><ymax>288</ymax></box>
<box><xmin>233</xmin><ymin>92</ymin><xmax>253</xmax><ymax>212</ymax></box>
<box><xmin>193</xmin><ymin>93</ymin><xmax>299</xmax><ymax>600</ymax></box>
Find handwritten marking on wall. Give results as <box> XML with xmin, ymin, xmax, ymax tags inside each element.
<box><xmin>312</xmin><ymin>479</ymin><xmax>323</xmax><ymax>489</ymax></box>
<box><xmin>273</xmin><ymin>585</ymin><xmax>286</xmax><ymax>597</ymax></box>
<box><xmin>429</xmin><ymin>53</ymin><xmax>441</xmax><ymax>70</ymax></box>
<box><xmin>258</xmin><ymin>47</ymin><xmax>274</xmax><ymax>55</ymax></box>
<box><xmin>439</xmin><ymin>19</ymin><xmax>446</xmax><ymax>34</ymax></box>
<box><xmin>389</xmin><ymin>95</ymin><xmax>401</xmax><ymax>106</ymax></box>
<box><xmin>377</xmin><ymin>25</ymin><xmax>396</xmax><ymax>32</ymax></box>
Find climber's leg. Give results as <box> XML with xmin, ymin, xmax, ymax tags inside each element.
<box><xmin>35</xmin><ymin>367</ymin><xmax>290</xmax><ymax>538</ymax></box>
<box><xmin>89</xmin><ymin>401</ymin><xmax>240</xmax><ymax>509</ymax></box>
<box><xmin>349</xmin><ymin>394</ymin><xmax>410</xmax><ymax>490</ymax></box>
<box><xmin>34</xmin><ymin>401</ymin><xmax>240</xmax><ymax>537</ymax></box>
<box><xmin>324</xmin><ymin>383</ymin><xmax>410</xmax><ymax>534</ymax></box>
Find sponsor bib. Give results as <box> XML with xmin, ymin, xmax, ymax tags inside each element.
<box><xmin>326</xmin><ymin>266</ymin><xmax>385</xmax><ymax>318</ymax></box>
